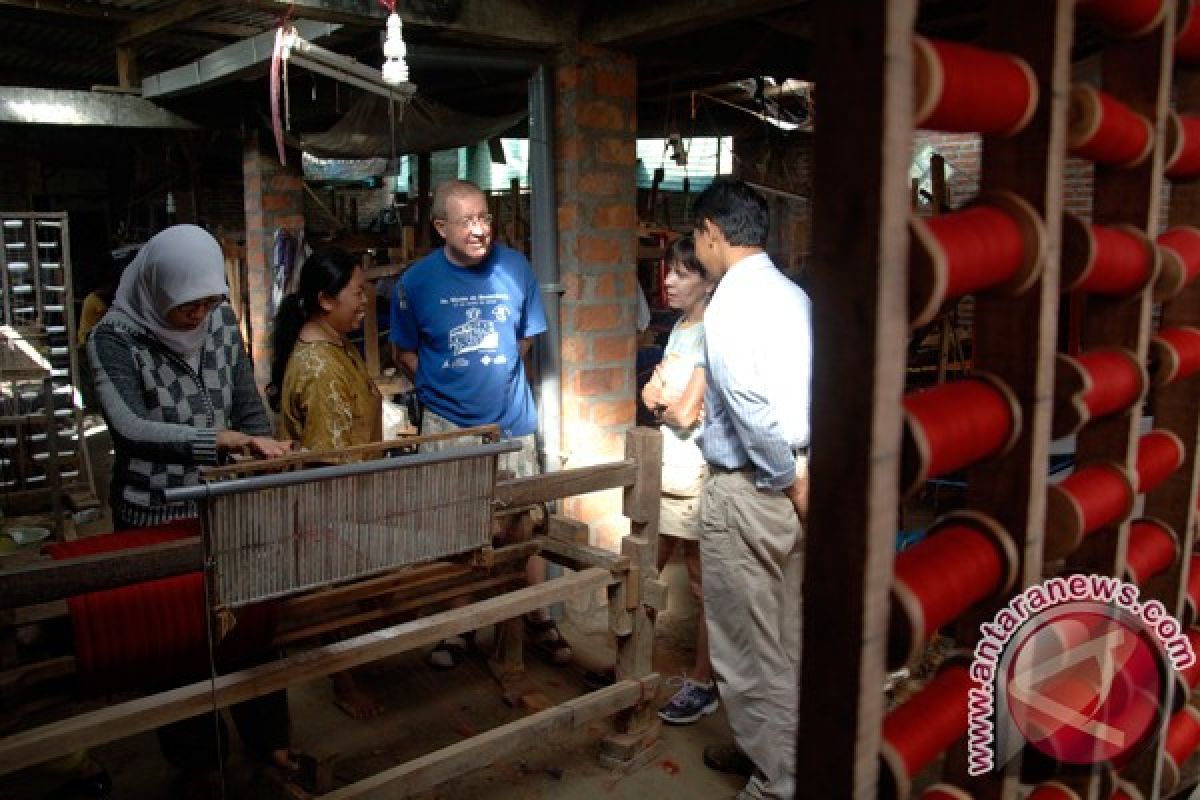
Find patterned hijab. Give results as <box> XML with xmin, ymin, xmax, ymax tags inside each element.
<box><xmin>111</xmin><ymin>225</ymin><xmax>228</xmax><ymax>358</ymax></box>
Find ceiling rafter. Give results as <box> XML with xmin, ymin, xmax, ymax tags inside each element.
<box><xmin>583</xmin><ymin>0</ymin><xmax>805</xmax><ymax>48</ymax></box>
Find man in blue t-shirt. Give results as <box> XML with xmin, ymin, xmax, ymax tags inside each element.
<box><xmin>390</xmin><ymin>179</ymin><xmax>571</xmax><ymax>669</ymax></box>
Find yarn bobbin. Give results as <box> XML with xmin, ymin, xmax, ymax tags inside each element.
<box><xmin>909</xmin><ymin>190</ymin><xmax>1046</xmax><ymax>328</ymax></box>
<box><xmin>1154</xmin><ymin>225</ymin><xmax>1200</xmax><ymax>301</ymax></box>
<box><xmin>1162</xmin><ymin>705</ymin><xmax>1200</xmax><ymax>794</ymax></box>
<box><xmin>900</xmin><ymin>372</ymin><xmax>1023</xmax><ymax>497</ymax></box>
<box><xmin>1060</xmin><ymin>214</ymin><xmax>1159</xmax><ymax>296</ymax></box>
<box><xmin>1052</xmin><ymin>347</ymin><xmax>1146</xmax><ymax>439</ymax></box>
<box><xmin>1123</xmin><ymin>517</ymin><xmax>1179</xmax><ymax>585</ymax></box>
<box><xmin>1045</xmin><ymin>461</ymin><xmax>1135</xmax><ymax>560</ymax></box>
<box><xmin>1150</xmin><ymin>326</ymin><xmax>1200</xmax><ymax>386</ymax></box>
<box><xmin>1164</xmin><ymin>111</ymin><xmax>1200</xmax><ymax>181</ymax></box>
<box><xmin>913</xmin><ymin>36</ymin><xmax>1038</xmax><ymax>135</ymax></box>
<box><xmin>1067</xmin><ymin>84</ymin><xmax>1154</xmax><ymax>167</ymax></box>
<box><xmin>888</xmin><ymin>510</ymin><xmax>1017</xmax><ymax>669</ymax></box>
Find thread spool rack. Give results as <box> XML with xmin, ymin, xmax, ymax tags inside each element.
<box><xmin>802</xmin><ymin>1</ymin><xmax>1200</xmax><ymax>798</ymax></box>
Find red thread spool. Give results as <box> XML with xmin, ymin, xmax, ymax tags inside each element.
<box><xmin>1077</xmin><ymin>0</ymin><xmax>1168</xmax><ymax>35</ymax></box>
<box><xmin>1135</xmin><ymin>429</ymin><xmax>1185</xmax><ymax>495</ymax></box>
<box><xmin>901</xmin><ymin>374</ymin><xmax>1022</xmax><ymax>496</ymax></box>
<box><xmin>1027</xmin><ymin>783</ymin><xmax>1081</xmax><ymax>800</ymax></box>
<box><xmin>1162</xmin><ymin>705</ymin><xmax>1200</xmax><ymax>793</ymax></box>
<box><xmin>1068</xmin><ymin>84</ymin><xmax>1154</xmax><ymax>167</ymax></box>
<box><xmin>1165</xmin><ymin>112</ymin><xmax>1200</xmax><ymax>181</ymax></box>
<box><xmin>889</xmin><ymin>511</ymin><xmax>1016</xmax><ymax>668</ymax></box>
<box><xmin>1060</xmin><ymin>215</ymin><xmax>1156</xmax><ymax>295</ymax></box>
<box><xmin>1052</xmin><ymin>348</ymin><xmax>1146</xmax><ymax>439</ymax></box>
<box><xmin>1172</xmin><ymin>628</ymin><xmax>1200</xmax><ymax>710</ymax></box>
<box><xmin>909</xmin><ymin>192</ymin><xmax>1044</xmax><ymax>328</ymax></box>
<box><xmin>1179</xmin><ymin>2</ymin><xmax>1200</xmax><ymax>63</ymax></box>
<box><xmin>1187</xmin><ymin>553</ymin><xmax>1200</xmax><ymax>626</ymax></box>
<box><xmin>917</xmin><ymin>787</ymin><xmax>972</xmax><ymax>800</ymax></box>
<box><xmin>880</xmin><ymin>661</ymin><xmax>972</xmax><ymax>800</ymax></box>
<box><xmin>1045</xmin><ymin>462</ymin><xmax>1134</xmax><ymax>559</ymax></box>
<box><xmin>913</xmin><ymin>36</ymin><xmax>1038</xmax><ymax>135</ymax></box>
<box><xmin>1151</xmin><ymin>326</ymin><xmax>1200</xmax><ymax>385</ymax></box>
<box><xmin>1124</xmin><ymin>517</ymin><xmax>1178</xmax><ymax>584</ymax></box>
<box><xmin>1155</xmin><ymin>226</ymin><xmax>1200</xmax><ymax>300</ymax></box>
<box><xmin>43</xmin><ymin>519</ymin><xmax>277</xmax><ymax>697</ymax></box>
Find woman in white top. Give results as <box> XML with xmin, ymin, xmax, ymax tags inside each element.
<box><xmin>640</xmin><ymin>234</ymin><xmax>719</xmax><ymax>725</ymax></box>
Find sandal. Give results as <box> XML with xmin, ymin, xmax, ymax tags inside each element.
<box><xmin>428</xmin><ymin>636</ymin><xmax>469</xmax><ymax>671</ymax></box>
<box><xmin>523</xmin><ymin>614</ymin><xmax>573</xmax><ymax>666</ymax></box>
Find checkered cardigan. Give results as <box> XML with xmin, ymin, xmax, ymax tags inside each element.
<box><xmin>87</xmin><ymin>304</ymin><xmax>271</xmax><ymax>527</ymax></box>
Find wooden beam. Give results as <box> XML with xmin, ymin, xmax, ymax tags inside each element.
<box><xmin>321</xmin><ymin>676</ymin><xmax>658</xmax><ymax>799</ymax></box>
<box><xmin>0</xmin><ymin>0</ymin><xmax>260</xmax><ymax>37</ymax></box>
<box><xmin>0</xmin><ymin>568</ymin><xmax>611</xmax><ymax>775</ymax></box>
<box><xmin>217</xmin><ymin>0</ymin><xmax>570</xmax><ymax>46</ymax></box>
<box><xmin>0</xmin><ymin>538</ymin><xmax>202</xmax><ymax>610</ymax></box>
<box><xmin>584</xmin><ymin>0</ymin><xmax>803</xmax><ymax>47</ymax></box>
<box><xmin>115</xmin><ymin>0</ymin><xmax>212</xmax><ymax>44</ymax></box>
<box><xmin>798</xmin><ymin>0</ymin><xmax>914</xmax><ymax>796</ymax></box>
<box><xmin>539</xmin><ymin>537</ymin><xmax>631</xmax><ymax>573</ymax></box>
<box><xmin>493</xmin><ymin>460</ymin><xmax>639</xmax><ymax>508</ymax></box>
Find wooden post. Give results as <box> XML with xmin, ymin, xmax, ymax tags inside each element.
<box><xmin>942</xmin><ymin>3</ymin><xmax>1075</xmax><ymax>797</ymax></box>
<box><xmin>799</xmin><ymin>2</ymin><xmax>914</xmax><ymax>797</ymax></box>
<box><xmin>600</xmin><ymin>427</ymin><xmax>662</xmax><ymax>770</ymax></box>
<box><xmin>416</xmin><ymin>152</ymin><xmax>432</xmax><ymax>251</ymax></box>
<box><xmin>360</xmin><ymin>252</ymin><xmax>381</xmax><ymax>378</ymax></box>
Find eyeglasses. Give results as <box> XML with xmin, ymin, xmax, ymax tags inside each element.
<box><xmin>440</xmin><ymin>213</ymin><xmax>494</xmax><ymax>230</ymax></box>
<box><xmin>173</xmin><ymin>295</ymin><xmax>224</xmax><ymax>315</ymax></box>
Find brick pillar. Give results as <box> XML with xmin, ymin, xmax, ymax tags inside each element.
<box><xmin>555</xmin><ymin>45</ymin><xmax>639</xmax><ymax>551</ymax></box>
<box><xmin>242</xmin><ymin>130</ymin><xmax>305</xmax><ymax>391</ymax></box>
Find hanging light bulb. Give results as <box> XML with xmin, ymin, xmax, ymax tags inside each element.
<box><xmin>381</xmin><ymin>12</ymin><xmax>410</xmax><ymax>86</ymax></box>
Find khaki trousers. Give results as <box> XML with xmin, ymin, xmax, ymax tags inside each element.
<box><xmin>699</xmin><ymin>466</ymin><xmax>804</xmax><ymax>800</ymax></box>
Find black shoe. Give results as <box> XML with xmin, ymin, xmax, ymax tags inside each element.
<box><xmin>702</xmin><ymin>742</ymin><xmax>755</xmax><ymax>777</ymax></box>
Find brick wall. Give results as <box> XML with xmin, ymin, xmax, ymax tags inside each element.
<box><xmin>242</xmin><ymin>131</ymin><xmax>305</xmax><ymax>391</ymax></box>
<box><xmin>555</xmin><ymin>44</ymin><xmax>639</xmax><ymax>551</ymax></box>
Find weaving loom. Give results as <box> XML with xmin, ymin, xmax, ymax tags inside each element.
<box><xmin>162</xmin><ymin>432</ymin><xmax>520</xmax><ymax>609</ymax></box>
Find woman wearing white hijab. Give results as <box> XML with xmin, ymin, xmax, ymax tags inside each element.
<box><xmin>89</xmin><ymin>224</ymin><xmax>292</xmax><ymax>527</ymax></box>
<box><xmin>86</xmin><ymin>225</ymin><xmax>301</xmax><ymax>783</ymax></box>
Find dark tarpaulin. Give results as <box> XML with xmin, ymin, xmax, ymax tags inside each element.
<box><xmin>300</xmin><ymin>92</ymin><xmax>527</xmax><ymax>159</ymax></box>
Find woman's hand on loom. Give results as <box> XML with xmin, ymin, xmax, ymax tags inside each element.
<box><xmin>216</xmin><ymin>430</ymin><xmax>295</xmax><ymax>459</ymax></box>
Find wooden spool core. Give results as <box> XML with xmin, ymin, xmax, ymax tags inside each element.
<box><xmin>908</xmin><ymin>190</ymin><xmax>1045</xmax><ymax>328</ymax></box>
<box><xmin>1067</xmin><ymin>83</ymin><xmax>1154</xmax><ymax>167</ymax></box>
<box><xmin>888</xmin><ymin>510</ymin><xmax>1016</xmax><ymax>669</ymax></box>
<box><xmin>1051</xmin><ymin>348</ymin><xmax>1146</xmax><ymax>439</ymax></box>
<box><xmin>1060</xmin><ymin>215</ymin><xmax>1159</xmax><ymax>295</ymax></box>
<box><xmin>1044</xmin><ymin>461</ymin><xmax>1135</xmax><ymax>560</ymax></box>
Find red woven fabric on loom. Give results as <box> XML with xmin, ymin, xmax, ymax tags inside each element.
<box><xmin>44</xmin><ymin>520</ymin><xmax>276</xmax><ymax>697</ymax></box>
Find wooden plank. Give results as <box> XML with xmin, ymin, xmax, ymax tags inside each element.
<box><xmin>321</xmin><ymin>676</ymin><xmax>658</xmax><ymax>799</ymax></box>
<box><xmin>798</xmin><ymin>1</ymin><xmax>914</xmax><ymax>797</ymax></box>
<box><xmin>539</xmin><ymin>537</ymin><xmax>630</xmax><ymax>573</ymax></box>
<box><xmin>493</xmin><ymin>460</ymin><xmax>638</xmax><ymax>508</ymax></box>
<box><xmin>547</xmin><ymin>513</ymin><xmax>590</xmax><ymax>543</ymax></box>
<box><xmin>0</xmin><ymin>538</ymin><xmax>203</xmax><ymax>610</ymax></box>
<box><xmin>583</xmin><ymin>0</ymin><xmax>798</xmax><ymax>47</ymax></box>
<box><xmin>0</xmin><ymin>655</ymin><xmax>75</xmax><ymax>694</ymax></box>
<box><xmin>0</xmin><ymin>568</ymin><xmax>611</xmax><ymax>775</ymax></box>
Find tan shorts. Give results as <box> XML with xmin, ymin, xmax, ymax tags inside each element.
<box><xmin>419</xmin><ymin>408</ymin><xmax>540</xmax><ymax>478</ymax></box>
<box><xmin>660</xmin><ymin>493</ymin><xmax>701</xmax><ymax>541</ymax></box>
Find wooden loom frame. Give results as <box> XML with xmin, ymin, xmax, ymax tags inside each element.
<box><xmin>0</xmin><ymin>427</ymin><xmax>665</xmax><ymax>797</ymax></box>
<box><xmin>802</xmin><ymin>2</ymin><xmax>1200</xmax><ymax>799</ymax></box>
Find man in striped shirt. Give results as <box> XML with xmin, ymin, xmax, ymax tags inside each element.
<box><xmin>692</xmin><ymin>179</ymin><xmax>811</xmax><ymax>800</ymax></box>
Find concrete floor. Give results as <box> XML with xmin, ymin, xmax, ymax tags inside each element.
<box><xmin>3</xmin><ymin>421</ymin><xmax>742</xmax><ymax>799</ymax></box>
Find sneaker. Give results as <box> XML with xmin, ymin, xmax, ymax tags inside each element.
<box><xmin>658</xmin><ymin>677</ymin><xmax>719</xmax><ymax>725</ymax></box>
